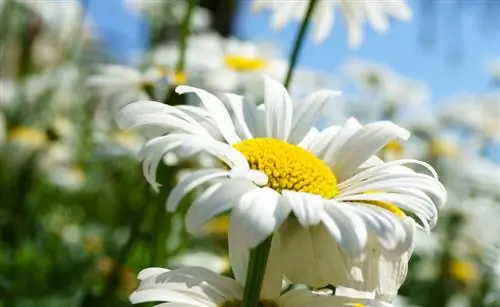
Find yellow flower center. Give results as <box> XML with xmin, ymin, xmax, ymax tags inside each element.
<box><xmin>219</xmin><ymin>300</ymin><xmax>277</xmax><ymax>307</ymax></box>
<box><xmin>428</xmin><ymin>139</ymin><xmax>459</xmax><ymax>158</ymax></box>
<box><xmin>9</xmin><ymin>126</ymin><xmax>48</xmax><ymax>146</ymax></box>
<box><xmin>173</xmin><ymin>71</ymin><xmax>187</xmax><ymax>85</ymax></box>
<box><xmin>225</xmin><ymin>55</ymin><xmax>266</xmax><ymax>71</ymax></box>
<box><xmin>383</xmin><ymin>139</ymin><xmax>404</xmax><ymax>157</ymax></box>
<box><xmin>202</xmin><ymin>215</ymin><xmax>230</xmax><ymax>236</ymax></box>
<box><xmin>233</xmin><ymin>138</ymin><xmax>337</xmax><ymax>198</ymax></box>
<box><xmin>449</xmin><ymin>258</ymin><xmax>477</xmax><ymax>284</ymax></box>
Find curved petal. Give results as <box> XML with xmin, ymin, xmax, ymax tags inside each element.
<box><xmin>312</xmin><ymin>2</ymin><xmax>336</xmax><ymax>43</ymax></box>
<box><xmin>297</xmin><ymin>127</ymin><xmax>320</xmax><ymax>149</ymax></box>
<box><xmin>176</xmin><ymin>85</ymin><xmax>241</xmax><ymax>145</ymax></box>
<box><xmin>223</xmin><ymin>93</ymin><xmax>255</xmax><ymax>140</ymax></box>
<box><xmin>278</xmin><ymin>218</ymin><xmax>353</xmax><ymax>288</ymax></box>
<box><xmin>229</xmin><ymin>188</ymin><xmax>291</xmax><ymax>285</ymax></box>
<box><xmin>185</xmin><ymin>178</ymin><xmax>257</xmax><ymax>235</ymax></box>
<box><xmin>166</xmin><ymin>169</ymin><xmax>229</xmax><ymax>212</ymax></box>
<box><xmin>263</xmin><ymin>75</ymin><xmax>293</xmax><ymax>140</ymax></box>
<box><xmin>260</xmin><ymin>236</ymin><xmax>284</xmax><ymax>300</ymax></box>
<box><xmin>322</xmin><ymin>201</ymin><xmax>368</xmax><ymax>257</ymax></box>
<box><xmin>325</xmin><ymin>121</ymin><xmax>410</xmax><ymax>181</ymax></box>
<box><xmin>282</xmin><ymin>191</ymin><xmax>324</xmax><ymax>227</ymax></box>
<box><xmin>288</xmin><ymin>90</ymin><xmax>341</xmax><ymax>144</ymax></box>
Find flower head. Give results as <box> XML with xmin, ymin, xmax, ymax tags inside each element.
<box><xmin>118</xmin><ymin>75</ymin><xmax>446</xmax><ymax>300</ymax></box>
<box><xmin>252</xmin><ymin>0</ymin><xmax>412</xmax><ymax>48</ymax></box>
<box><xmin>130</xmin><ymin>265</ymin><xmax>395</xmax><ymax>307</ymax></box>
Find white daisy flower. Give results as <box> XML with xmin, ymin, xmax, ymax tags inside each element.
<box><xmin>252</xmin><ymin>0</ymin><xmax>412</xmax><ymax>48</ymax></box>
<box><xmin>118</xmin><ymin>76</ymin><xmax>446</xmax><ymax>300</ymax></box>
<box><xmin>440</xmin><ymin>92</ymin><xmax>500</xmax><ymax>142</ymax></box>
<box><xmin>130</xmin><ymin>264</ymin><xmax>395</xmax><ymax>307</ymax></box>
<box><xmin>20</xmin><ymin>0</ymin><xmax>93</xmax><ymax>43</ymax></box>
<box><xmin>88</xmin><ymin>65</ymin><xmax>169</xmax><ymax>96</ymax></box>
<box><xmin>343</xmin><ymin>59</ymin><xmax>429</xmax><ymax>109</ymax></box>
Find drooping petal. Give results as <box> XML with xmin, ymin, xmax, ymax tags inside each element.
<box><xmin>166</xmin><ymin>169</ymin><xmax>229</xmax><ymax>212</ymax></box>
<box><xmin>232</xmin><ymin>188</ymin><xmax>289</xmax><ymax>248</ymax></box>
<box><xmin>118</xmin><ymin>101</ymin><xmax>211</xmax><ymax>137</ymax></box>
<box><xmin>229</xmin><ymin>188</ymin><xmax>290</xmax><ymax>285</ymax></box>
<box><xmin>278</xmin><ymin>217</ymin><xmax>353</xmax><ymax>288</ymax></box>
<box><xmin>260</xmin><ymin>236</ymin><xmax>284</xmax><ymax>300</ymax></box>
<box><xmin>322</xmin><ymin>201</ymin><xmax>368</xmax><ymax>257</ymax></box>
<box><xmin>185</xmin><ymin>179</ymin><xmax>257</xmax><ymax>235</ymax></box>
<box><xmin>131</xmin><ymin>266</ymin><xmax>243</xmax><ymax>306</ymax></box>
<box><xmin>263</xmin><ymin>75</ymin><xmax>293</xmax><ymax>140</ymax></box>
<box><xmin>282</xmin><ymin>190</ymin><xmax>324</xmax><ymax>227</ymax></box>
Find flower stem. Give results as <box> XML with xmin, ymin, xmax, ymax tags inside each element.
<box><xmin>241</xmin><ymin>236</ymin><xmax>273</xmax><ymax>307</ymax></box>
<box><xmin>283</xmin><ymin>0</ymin><xmax>319</xmax><ymax>89</ymax></box>
<box><xmin>175</xmin><ymin>0</ymin><xmax>197</xmax><ymax>73</ymax></box>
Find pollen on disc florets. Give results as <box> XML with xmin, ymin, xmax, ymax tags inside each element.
<box><xmin>233</xmin><ymin>138</ymin><xmax>338</xmax><ymax>198</ymax></box>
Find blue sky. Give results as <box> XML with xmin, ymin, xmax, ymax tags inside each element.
<box><xmin>88</xmin><ymin>0</ymin><xmax>500</xmax><ymax>102</ymax></box>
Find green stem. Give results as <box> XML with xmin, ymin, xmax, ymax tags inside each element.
<box><xmin>149</xmin><ymin>166</ymin><xmax>176</xmax><ymax>266</ymax></box>
<box><xmin>241</xmin><ymin>236</ymin><xmax>273</xmax><ymax>307</ymax></box>
<box><xmin>283</xmin><ymin>0</ymin><xmax>319</xmax><ymax>89</ymax></box>
<box><xmin>175</xmin><ymin>0</ymin><xmax>197</xmax><ymax>72</ymax></box>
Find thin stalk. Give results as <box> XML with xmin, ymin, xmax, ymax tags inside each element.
<box><xmin>175</xmin><ymin>0</ymin><xmax>197</xmax><ymax>73</ymax></box>
<box><xmin>241</xmin><ymin>236</ymin><xmax>273</xmax><ymax>307</ymax></box>
<box><xmin>283</xmin><ymin>0</ymin><xmax>319</xmax><ymax>89</ymax></box>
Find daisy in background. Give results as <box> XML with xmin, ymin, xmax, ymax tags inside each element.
<box><xmin>151</xmin><ymin>32</ymin><xmax>335</xmax><ymax>97</ymax></box>
<box><xmin>119</xmin><ymin>75</ymin><xmax>446</xmax><ymax>301</ymax></box>
<box><xmin>342</xmin><ymin>59</ymin><xmax>429</xmax><ymax>120</ymax></box>
<box><xmin>129</xmin><ymin>264</ymin><xmax>396</xmax><ymax>307</ymax></box>
<box><xmin>440</xmin><ymin>92</ymin><xmax>500</xmax><ymax>143</ymax></box>
<box><xmin>87</xmin><ymin>64</ymin><xmax>186</xmax><ymax>108</ymax></box>
<box><xmin>252</xmin><ymin>0</ymin><xmax>412</xmax><ymax>48</ymax></box>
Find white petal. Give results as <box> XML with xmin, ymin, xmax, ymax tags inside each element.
<box><xmin>282</xmin><ymin>191</ymin><xmax>324</xmax><ymax>227</ymax></box>
<box><xmin>312</xmin><ymin>3</ymin><xmax>335</xmax><ymax>43</ymax></box>
<box><xmin>322</xmin><ymin>201</ymin><xmax>368</xmax><ymax>257</ymax></box>
<box><xmin>288</xmin><ymin>90</ymin><xmax>341</xmax><ymax>144</ymax></box>
<box><xmin>297</xmin><ymin>127</ymin><xmax>320</xmax><ymax>149</ymax></box>
<box><xmin>307</xmin><ymin>125</ymin><xmax>342</xmax><ymax>154</ymax></box>
<box><xmin>228</xmin><ymin>188</ymin><xmax>291</xmax><ymax>285</ymax></box>
<box><xmin>263</xmin><ymin>75</ymin><xmax>293</xmax><ymax>140</ymax></box>
<box><xmin>317</xmin><ymin>117</ymin><xmax>361</xmax><ymax>161</ymax></box>
<box><xmin>118</xmin><ymin>101</ymin><xmax>210</xmax><ymax>136</ymax></box>
<box><xmin>278</xmin><ymin>218</ymin><xmax>353</xmax><ymax>287</ymax></box>
<box><xmin>223</xmin><ymin>93</ymin><xmax>255</xmax><ymax>140</ymax></box>
<box><xmin>166</xmin><ymin>169</ymin><xmax>229</xmax><ymax>212</ymax></box>
<box><xmin>130</xmin><ymin>289</ymin><xmax>209</xmax><ymax>306</ymax></box>
<box><xmin>232</xmin><ymin>188</ymin><xmax>290</xmax><ymax>248</ymax></box>
<box><xmin>260</xmin><ymin>236</ymin><xmax>283</xmax><ymax>300</ymax></box>
<box><xmin>270</xmin><ymin>3</ymin><xmax>296</xmax><ymax>30</ymax></box>
<box><xmin>176</xmin><ymin>85</ymin><xmax>241</xmax><ymax>144</ymax></box>
<box><xmin>185</xmin><ymin>179</ymin><xmax>257</xmax><ymax>235</ymax></box>
<box><xmin>326</xmin><ymin>121</ymin><xmax>410</xmax><ymax>180</ymax></box>
<box><xmin>138</xmin><ymin>268</ymin><xmax>170</xmax><ymax>280</ymax></box>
